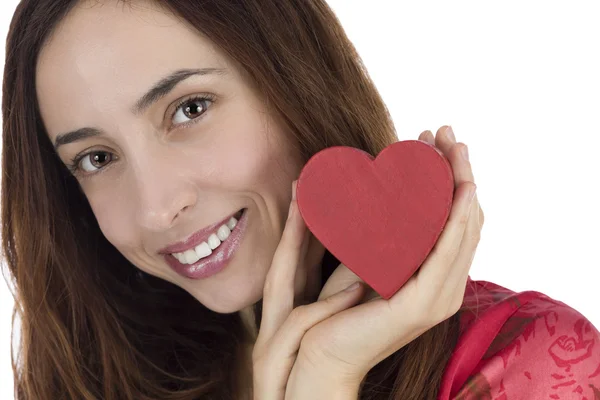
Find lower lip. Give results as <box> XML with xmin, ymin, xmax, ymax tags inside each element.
<box><xmin>164</xmin><ymin>209</ymin><xmax>248</xmax><ymax>280</ymax></box>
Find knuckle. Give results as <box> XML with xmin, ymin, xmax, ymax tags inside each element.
<box><xmin>459</xmin><ymin>210</ymin><xmax>470</xmax><ymax>226</ymax></box>
<box><xmin>288</xmin><ymin>305</ymin><xmax>309</xmax><ymax>326</ymax></box>
<box><xmin>467</xmin><ymin>229</ymin><xmax>481</xmax><ymax>244</ymax></box>
<box><xmin>435</xmin><ymin>242</ymin><xmax>459</xmax><ymax>262</ymax></box>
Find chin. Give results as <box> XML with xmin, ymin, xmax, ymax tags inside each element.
<box><xmin>189</xmin><ymin>281</ymin><xmax>264</xmax><ymax>315</ymax></box>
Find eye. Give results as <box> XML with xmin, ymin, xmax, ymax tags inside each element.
<box><xmin>171</xmin><ymin>94</ymin><xmax>215</xmax><ymax>128</ymax></box>
<box><xmin>68</xmin><ymin>150</ymin><xmax>114</xmax><ymax>176</ymax></box>
<box><xmin>65</xmin><ymin>94</ymin><xmax>216</xmax><ymax>179</ymax></box>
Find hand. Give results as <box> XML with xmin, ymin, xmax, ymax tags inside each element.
<box><xmin>251</xmin><ymin>181</ymin><xmax>368</xmax><ymax>400</ymax></box>
<box><xmin>289</xmin><ymin>125</ymin><xmax>484</xmax><ymax>389</ymax></box>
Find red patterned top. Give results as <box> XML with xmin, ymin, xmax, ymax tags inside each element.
<box><xmin>439</xmin><ymin>277</ymin><xmax>600</xmax><ymax>399</ymax></box>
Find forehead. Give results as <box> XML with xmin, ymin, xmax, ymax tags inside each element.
<box><xmin>36</xmin><ymin>0</ymin><xmax>231</xmax><ymax>140</ymax></box>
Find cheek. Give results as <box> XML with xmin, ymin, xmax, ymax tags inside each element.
<box><xmin>211</xmin><ymin>126</ymin><xmax>299</xmax><ymax>188</ymax></box>
<box><xmin>89</xmin><ymin>195</ymin><xmax>137</xmax><ymax>253</ymax></box>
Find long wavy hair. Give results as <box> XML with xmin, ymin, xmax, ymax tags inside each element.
<box><xmin>2</xmin><ymin>0</ymin><xmax>461</xmax><ymax>398</ymax></box>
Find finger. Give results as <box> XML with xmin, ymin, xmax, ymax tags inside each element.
<box><xmin>258</xmin><ymin>180</ymin><xmax>309</xmax><ymax>344</ymax></box>
<box><xmin>264</xmin><ymin>282</ymin><xmax>364</xmax><ymax>364</ymax></box>
<box><xmin>434</xmin><ymin>126</ymin><xmax>473</xmax><ymax>186</ymax></box>
<box><xmin>418</xmin><ymin>130</ymin><xmax>435</xmax><ymax>145</ymax></box>
<box><xmin>317</xmin><ymin>263</ymin><xmax>362</xmax><ymax>301</ymax></box>
<box><xmin>409</xmin><ymin>182</ymin><xmax>477</xmax><ymax>300</ymax></box>
<box><xmin>253</xmin><ymin>282</ymin><xmax>364</xmax><ymax>400</ymax></box>
<box><xmin>418</xmin><ymin>129</ymin><xmax>445</xmax><ymax>158</ymax></box>
<box><xmin>435</xmin><ymin>126</ymin><xmax>483</xmax><ymax>228</ymax></box>
<box><xmin>298</xmin><ymin>232</ymin><xmax>327</xmax><ymax>305</ymax></box>
<box><xmin>449</xmin><ymin>141</ymin><xmax>483</xmax><ymax>229</ymax></box>
<box><xmin>442</xmin><ymin>190</ymin><xmax>482</xmax><ymax>314</ymax></box>
<box><xmin>446</xmin><ymin>140</ymin><xmax>483</xmax><ymax>228</ymax></box>
<box><xmin>435</xmin><ymin>125</ymin><xmax>457</xmax><ymax>156</ymax></box>
<box><xmin>291</xmin><ymin>229</ymin><xmax>318</xmax><ymax>307</ymax></box>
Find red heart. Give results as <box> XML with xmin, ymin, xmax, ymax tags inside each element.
<box><xmin>296</xmin><ymin>140</ymin><xmax>454</xmax><ymax>299</ymax></box>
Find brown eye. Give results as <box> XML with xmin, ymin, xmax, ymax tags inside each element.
<box><xmin>78</xmin><ymin>151</ymin><xmax>113</xmax><ymax>173</ymax></box>
<box><xmin>171</xmin><ymin>95</ymin><xmax>213</xmax><ymax>126</ymax></box>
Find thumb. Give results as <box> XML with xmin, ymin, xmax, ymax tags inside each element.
<box><xmin>318</xmin><ymin>263</ymin><xmax>364</xmax><ymax>301</ymax></box>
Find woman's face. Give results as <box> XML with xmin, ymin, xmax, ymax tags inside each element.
<box><xmin>36</xmin><ymin>0</ymin><xmax>315</xmax><ymax>314</ymax></box>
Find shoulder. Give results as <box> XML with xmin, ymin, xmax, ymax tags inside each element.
<box><xmin>438</xmin><ymin>277</ymin><xmax>600</xmax><ymax>399</ymax></box>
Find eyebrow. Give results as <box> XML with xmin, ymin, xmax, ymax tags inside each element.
<box><xmin>53</xmin><ymin>67</ymin><xmax>227</xmax><ymax>151</ymax></box>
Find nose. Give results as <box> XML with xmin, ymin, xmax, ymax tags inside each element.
<box><xmin>132</xmin><ymin>153</ymin><xmax>197</xmax><ymax>232</ymax></box>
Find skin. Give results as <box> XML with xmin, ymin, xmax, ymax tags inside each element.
<box><xmin>253</xmin><ymin>126</ymin><xmax>484</xmax><ymax>398</ymax></box>
<box><xmin>35</xmin><ymin>0</ymin><xmax>484</xmax><ymax>395</ymax></box>
<box><xmin>35</xmin><ymin>0</ymin><xmax>324</xmax><ymax>328</ymax></box>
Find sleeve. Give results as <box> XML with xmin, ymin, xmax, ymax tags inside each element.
<box><xmin>452</xmin><ymin>297</ymin><xmax>600</xmax><ymax>399</ymax></box>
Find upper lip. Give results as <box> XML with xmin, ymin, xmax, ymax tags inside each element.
<box><xmin>158</xmin><ymin>209</ymin><xmax>242</xmax><ymax>255</ymax></box>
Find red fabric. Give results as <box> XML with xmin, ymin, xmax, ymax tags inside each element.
<box><xmin>438</xmin><ymin>277</ymin><xmax>600</xmax><ymax>399</ymax></box>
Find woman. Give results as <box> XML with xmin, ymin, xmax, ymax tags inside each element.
<box><xmin>2</xmin><ymin>0</ymin><xmax>598</xmax><ymax>399</ymax></box>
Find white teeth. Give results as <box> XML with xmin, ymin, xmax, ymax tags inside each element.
<box><xmin>227</xmin><ymin>217</ymin><xmax>237</xmax><ymax>230</ymax></box>
<box><xmin>171</xmin><ymin>214</ymin><xmax>240</xmax><ymax>264</ymax></box>
<box><xmin>207</xmin><ymin>233</ymin><xmax>221</xmax><ymax>250</ymax></box>
<box><xmin>173</xmin><ymin>252</ymin><xmax>185</xmax><ymax>263</ymax></box>
<box><xmin>183</xmin><ymin>249</ymin><xmax>200</xmax><ymax>264</ymax></box>
<box><xmin>216</xmin><ymin>224</ymin><xmax>231</xmax><ymax>241</ymax></box>
<box><xmin>194</xmin><ymin>241</ymin><xmax>212</xmax><ymax>258</ymax></box>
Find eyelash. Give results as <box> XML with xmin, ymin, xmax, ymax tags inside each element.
<box><xmin>65</xmin><ymin>94</ymin><xmax>215</xmax><ymax>179</ymax></box>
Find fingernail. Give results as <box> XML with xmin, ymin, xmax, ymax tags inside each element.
<box><xmin>425</xmin><ymin>130</ymin><xmax>435</xmax><ymax>145</ymax></box>
<box><xmin>421</xmin><ymin>130</ymin><xmax>432</xmax><ymax>141</ymax></box>
<box><xmin>344</xmin><ymin>282</ymin><xmax>361</xmax><ymax>292</ymax></box>
<box><xmin>461</xmin><ymin>145</ymin><xmax>469</xmax><ymax>161</ymax></box>
<box><xmin>446</xmin><ymin>126</ymin><xmax>456</xmax><ymax>142</ymax></box>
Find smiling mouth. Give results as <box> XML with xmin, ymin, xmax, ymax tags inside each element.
<box><xmin>169</xmin><ymin>208</ymin><xmax>246</xmax><ymax>264</ymax></box>
<box><xmin>164</xmin><ymin>207</ymin><xmax>249</xmax><ymax>280</ymax></box>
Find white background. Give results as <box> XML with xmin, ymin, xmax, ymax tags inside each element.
<box><xmin>1</xmin><ymin>1</ymin><xmax>599</xmax><ymax>398</ymax></box>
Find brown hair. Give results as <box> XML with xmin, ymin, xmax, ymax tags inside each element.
<box><xmin>2</xmin><ymin>0</ymin><xmax>461</xmax><ymax>398</ymax></box>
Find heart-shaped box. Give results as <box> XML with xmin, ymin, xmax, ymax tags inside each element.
<box><xmin>296</xmin><ymin>140</ymin><xmax>454</xmax><ymax>299</ymax></box>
